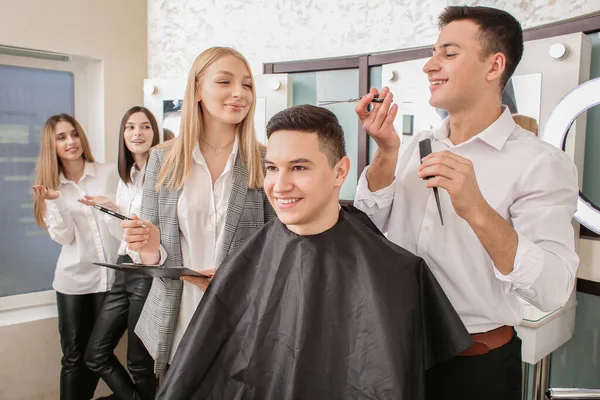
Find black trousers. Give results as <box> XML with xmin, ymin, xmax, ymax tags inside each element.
<box><xmin>56</xmin><ymin>290</ymin><xmax>107</xmax><ymax>400</ymax></box>
<box><xmin>425</xmin><ymin>331</ymin><xmax>522</xmax><ymax>400</ymax></box>
<box><xmin>85</xmin><ymin>255</ymin><xmax>156</xmax><ymax>400</ymax></box>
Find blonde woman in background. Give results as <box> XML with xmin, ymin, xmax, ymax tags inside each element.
<box><xmin>32</xmin><ymin>114</ymin><xmax>120</xmax><ymax>400</ymax></box>
<box><xmin>120</xmin><ymin>47</ymin><xmax>276</xmax><ymax>376</ymax></box>
<box><xmin>512</xmin><ymin>113</ymin><xmax>539</xmax><ymax>135</ymax></box>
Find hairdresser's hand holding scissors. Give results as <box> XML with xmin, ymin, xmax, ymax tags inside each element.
<box><xmin>355</xmin><ymin>87</ymin><xmax>400</xmax><ymax>191</ymax></box>
<box><xmin>77</xmin><ymin>195</ymin><xmax>117</xmax><ymax>211</ymax></box>
<box><xmin>121</xmin><ymin>214</ymin><xmax>161</xmax><ymax>265</ymax></box>
<box><xmin>355</xmin><ymin>87</ymin><xmax>400</xmax><ymax>151</ymax></box>
<box><xmin>32</xmin><ymin>185</ymin><xmax>61</xmax><ymax>200</ymax></box>
<box><xmin>418</xmin><ymin>151</ymin><xmax>487</xmax><ymax>222</ymax></box>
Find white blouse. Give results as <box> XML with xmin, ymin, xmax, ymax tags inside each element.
<box><xmin>105</xmin><ymin>163</ymin><xmax>147</xmax><ymax>256</ymax></box>
<box><xmin>169</xmin><ymin>140</ymin><xmax>238</xmax><ymax>362</ymax></box>
<box><xmin>45</xmin><ymin>162</ymin><xmax>121</xmax><ymax>295</ymax></box>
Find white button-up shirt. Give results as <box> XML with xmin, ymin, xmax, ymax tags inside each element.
<box><xmin>105</xmin><ymin>163</ymin><xmax>147</xmax><ymax>256</ymax></box>
<box><xmin>45</xmin><ymin>162</ymin><xmax>121</xmax><ymax>295</ymax></box>
<box><xmin>355</xmin><ymin>107</ymin><xmax>579</xmax><ymax>334</ymax></box>
<box><xmin>169</xmin><ymin>140</ymin><xmax>238</xmax><ymax>361</ymax></box>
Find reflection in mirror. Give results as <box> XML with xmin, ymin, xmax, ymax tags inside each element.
<box><xmin>368</xmin><ymin>66</ymin><xmax>382</xmax><ymax>163</ymax></box>
<box><xmin>316</xmin><ymin>69</ymin><xmax>359</xmax><ymax>201</ymax></box>
<box><xmin>581</xmin><ymin>32</ymin><xmax>600</xmax><ymax>213</ymax></box>
<box><xmin>512</xmin><ymin>114</ymin><xmax>539</xmax><ymax>136</ymax></box>
<box><xmin>289</xmin><ymin>69</ymin><xmax>360</xmax><ymax>201</ymax></box>
<box><xmin>509</xmin><ymin>73</ymin><xmax>542</xmax><ymax>122</ymax></box>
<box><xmin>162</xmin><ymin>99</ymin><xmax>182</xmax><ymax>137</ymax></box>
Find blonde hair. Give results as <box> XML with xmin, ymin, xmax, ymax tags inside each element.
<box><xmin>34</xmin><ymin>114</ymin><xmax>95</xmax><ymax>228</ymax></box>
<box><xmin>156</xmin><ymin>47</ymin><xmax>264</xmax><ymax>190</ymax></box>
<box><xmin>512</xmin><ymin>114</ymin><xmax>538</xmax><ymax>136</ymax></box>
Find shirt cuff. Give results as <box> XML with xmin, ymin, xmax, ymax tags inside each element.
<box><xmin>126</xmin><ymin>247</ymin><xmax>142</xmax><ymax>264</ymax></box>
<box><xmin>493</xmin><ymin>233</ymin><xmax>544</xmax><ymax>292</ymax></box>
<box><xmin>158</xmin><ymin>245</ymin><xmax>167</xmax><ymax>266</ymax></box>
<box><xmin>126</xmin><ymin>244</ymin><xmax>167</xmax><ymax>266</ymax></box>
<box><xmin>354</xmin><ymin>166</ymin><xmax>396</xmax><ymax>211</ymax></box>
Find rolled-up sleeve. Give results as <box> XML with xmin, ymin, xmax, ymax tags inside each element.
<box><xmin>353</xmin><ymin>166</ymin><xmax>396</xmax><ymax>233</ymax></box>
<box><xmin>105</xmin><ymin>212</ymin><xmax>125</xmax><ymax>242</ymax></box>
<box><xmin>495</xmin><ymin>151</ymin><xmax>579</xmax><ymax>312</ymax></box>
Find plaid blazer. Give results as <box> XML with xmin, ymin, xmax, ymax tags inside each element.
<box><xmin>134</xmin><ymin>147</ymin><xmax>276</xmax><ymax>373</ymax></box>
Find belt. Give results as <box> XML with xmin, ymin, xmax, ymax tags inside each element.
<box><xmin>459</xmin><ymin>325</ymin><xmax>514</xmax><ymax>357</ymax></box>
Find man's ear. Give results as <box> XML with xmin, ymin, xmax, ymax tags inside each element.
<box><xmin>486</xmin><ymin>52</ymin><xmax>506</xmax><ymax>87</ymax></box>
<box><xmin>333</xmin><ymin>156</ymin><xmax>351</xmax><ymax>187</ymax></box>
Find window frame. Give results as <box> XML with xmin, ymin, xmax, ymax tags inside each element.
<box><xmin>0</xmin><ymin>53</ymin><xmax>100</xmax><ymax>320</ymax></box>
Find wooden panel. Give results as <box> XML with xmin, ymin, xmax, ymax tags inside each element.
<box><xmin>368</xmin><ymin>46</ymin><xmax>432</xmax><ymax>66</ymax></box>
<box><xmin>524</xmin><ymin>12</ymin><xmax>600</xmax><ymax>41</ymax></box>
<box><xmin>357</xmin><ymin>55</ymin><xmax>370</xmax><ymax>177</ymax></box>
<box><xmin>272</xmin><ymin>57</ymin><xmax>359</xmax><ymax>73</ymax></box>
<box><xmin>577</xmin><ymin>278</ymin><xmax>600</xmax><ymax>297</ymax></box>
<box><xmin>263</xmin><ymin>63</ymin><xmax>274</xmax><ymax>74</ymax></box>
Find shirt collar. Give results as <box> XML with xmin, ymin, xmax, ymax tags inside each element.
<box><xmin>130</xmin><ymin>162</ymin><xmax>147</xmax><ymax>185</ymax></box>
<box><xmin>432</xmin><ymin>106</ymin><xmax>515</xmax><ymax>151</ymax></box>
<box><xmin>59</xmin><ymin>161</ymin><xmax>95</xmax><ymax>184</ymax></box>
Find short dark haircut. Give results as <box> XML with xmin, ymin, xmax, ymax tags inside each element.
<box><xmin>438</xmin><ymin>6</ymin><xmax>524</xmax><ymax>89</ymax></box>
<box><xmin>118</xmin><ymin>106</ymin><xmax>160</xmax><ymax>184</ymax></box>
<box><xmin>266</xmin><ymin>104</ymin><xmax>346</xmax><ymax>167</ymax></box>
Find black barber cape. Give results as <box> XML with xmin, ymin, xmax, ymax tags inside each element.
<box><xmin>158</xmin><ymin>206</ymin><xmax>472</xmax><ymax>400</ymax></box>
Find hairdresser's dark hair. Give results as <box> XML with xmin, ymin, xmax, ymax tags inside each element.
<box><xmin>439</xmin><ymin>6</ymin><xmax>524</xmax><ymax>89</ymax></box>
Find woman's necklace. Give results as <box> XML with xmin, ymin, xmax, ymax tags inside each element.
<box><xmin>200</xmin><ymin>137</ymin><xmax>234</xmax><ymax>156</ymax></box>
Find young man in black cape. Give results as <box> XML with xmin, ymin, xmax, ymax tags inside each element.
<box><xmin>157</xmin><ymin>104</ymin><xmax>472</xmax><ymax>400</ymax></box>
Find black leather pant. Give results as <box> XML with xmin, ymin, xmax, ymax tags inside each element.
<box><xmin>85</xmin><ymin>255</ymin><xmax>156</xmax><ymax>400</ymax></box>
<box><xmin>56</xmin><ymin>290</ymin><xmax>107</xmax><ymax>400</ymax></box>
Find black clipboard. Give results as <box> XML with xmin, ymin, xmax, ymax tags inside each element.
<box><xmin>94</xmin><ymin>262</ymin><xmax>211</xmax><ymax>279</ymax></box>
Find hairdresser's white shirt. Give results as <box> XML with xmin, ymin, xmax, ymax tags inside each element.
<box><xmin>45</xmin><ymin>162</ymin><xmax>121</xmax><ymax>295</ymax></box>
<box><xmin>169</xmin><ymin>140</ymin><xmax>238</xmax><ymax>362</ymax></box>
<box><xmin>104</xmin><ymin>163</ymin><xmax>147</xmax><ymax>256</ymax></box>
<box><xmin>355</xmin><ymin>107</ymin><xmax>579</xmax><ymax>334</ymax></box>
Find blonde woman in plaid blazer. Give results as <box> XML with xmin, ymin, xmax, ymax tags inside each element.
<box><xmin>121</xmin><ymin>47</ymin><xmax>276</xmax><ymax>375</ymax></box>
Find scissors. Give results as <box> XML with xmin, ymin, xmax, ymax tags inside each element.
<box><xmin>318</xmin><ymin>94</ymin><xmax>385</xmax><ymax>106</ymax></box>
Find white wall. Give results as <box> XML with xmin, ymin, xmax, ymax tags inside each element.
<box><xmin>0</xmin><ymin>1</ymin><xmax>146</xmax><ymax>398</ymax></box>
<box><xmin>0</xmin><ymin>317</ymin><xmax>127</xmax><ymax>399</ymax></box>
<box><xmin>1</xmin><ymin>0</ymin><xmax>148</xmax><ymax>163</ymax></box>
<box><xmin>148</xmin><ymin>0</ymin><xmax>600</xmax><ymax>79</ymax></box>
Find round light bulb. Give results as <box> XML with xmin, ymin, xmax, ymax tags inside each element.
<box><xmin>268</xmin><ymin>79</ymin><xmax>281</xmax><ymax>91</ymax></box>
<box><xmin>143</xmin><ymin>81</ymin><xmax>156</xmax><ymax>95</ymax></box>
<box><xmin>549</xmin><ymin>43</ymin><xmax>568</xmax><ymax>60</ymax></box>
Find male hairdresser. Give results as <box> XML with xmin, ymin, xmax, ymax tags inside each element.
<box><xmin>354</xmin><ymin>6</ymin><xmax>579</xmax><ymax>399</ymax></box>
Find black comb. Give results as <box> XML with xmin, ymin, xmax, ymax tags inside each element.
<box><xmin>419</xmin><ymin>138</ymin><xmax>444</xmax><ymax>225</ymax></box>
